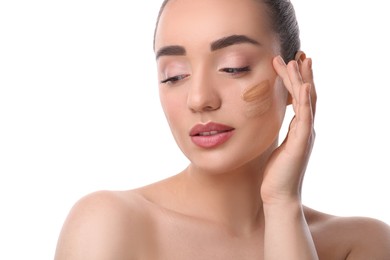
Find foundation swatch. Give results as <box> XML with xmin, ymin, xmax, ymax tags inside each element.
<box><xmin>241</xmin><ymin>80</ymin><xmax>272</xmax><ymax>117</ymax></box>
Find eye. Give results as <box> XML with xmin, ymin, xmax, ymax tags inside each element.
<box><xmin>160</xmin><ymin>74</ymin><xmax>190</xmax><ymax>85</ymax></box>
<box><xmin>220</xmin><ymin>66</ymin><xmax>251</xmax><ymax>75</ymax></box>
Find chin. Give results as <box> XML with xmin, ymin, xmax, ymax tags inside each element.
<box><xmin>185</xmin><ymin>146</ymin><xmax>270</xmax><ymax>176</ymax></box>
<box><xmin>178</xmin><ymin>130</ymin><xmax>280</xmax><ymax>175</ymax></box>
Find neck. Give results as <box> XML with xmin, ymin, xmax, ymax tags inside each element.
<box><xmin>176</xmin><ymin>145</ymin><xmax>275</xmax><ymax>236</ymax></box>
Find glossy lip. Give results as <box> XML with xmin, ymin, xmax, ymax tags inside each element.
<box><xmin>189</xmin><ymin>122</ymin><xmax>235</xmax><ymax>148</ymax></box>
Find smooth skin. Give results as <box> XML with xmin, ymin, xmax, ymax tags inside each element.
<box><xmin>55</xmin><ymin>0</ymin><xmax>390</xmax><ymax>259</ymax></box>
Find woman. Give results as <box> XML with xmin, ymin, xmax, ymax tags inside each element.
<box><xmin>55</xmin><ymin>0</ymin><xmax>390</xmax><ymax>259</ymax></box>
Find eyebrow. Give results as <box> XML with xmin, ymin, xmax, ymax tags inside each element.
<box><xmin>210</xmin><ymin>34</ymin><xmax>261</xmax><ymax>51</ymax></box>
<box><xmin>155</xmin><ymin>34</ymin><xmax>260</xmax><ymax>59</ymax></box>
<box><xmin>156</xmin><ymin>45</ymin><xmax>186</xmax><ymax>60</ymax></box>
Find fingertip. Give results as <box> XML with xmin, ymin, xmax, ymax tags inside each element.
<box><xmin>287</xmin><ymin>59</ymin><xmax>296</xmax><ymax>68</ymax></box>
<box><xmin>273</xmin><ymin>55</ymin><xmax>288</xmax><ymax>78</ymax></box>
<box><xmin>274</xmin><ymin>55</ymin><xmax>286</xmax><ymax>67</ymax></box>
<box><xmin>301</xmin><ymin>58</ymin><xmax>314</xmax><ymax>83</ymax></box>
<box><xmin>287</xmin><ymin>60</ymin><xmax>301</xmax><ymax>77</ymax></box>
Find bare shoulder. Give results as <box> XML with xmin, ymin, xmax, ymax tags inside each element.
<box><xmin>54</xmin><ymin>190</ymin><xmax>155</xmax><ymax>260</ymax></box>
<box><xmin>304</xmin><ymin>207</ymin><xmax>390</xmax><ymax>260</ymax></box>
<box><xmin>332</xmin><ymin>215</ymin><xmax>390</xmax><ymax>259</ymax></box>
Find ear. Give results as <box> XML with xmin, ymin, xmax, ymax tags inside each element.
<box><xmin>286</xmin><ymin>50</ymin><xmax>307</xmax><ymax>105</ymax></box>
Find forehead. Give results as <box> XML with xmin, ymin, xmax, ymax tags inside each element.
<box><xmin>155</xmin><ymin>0</ymin><xmax>274</xmax><ymax>51</ymax></box>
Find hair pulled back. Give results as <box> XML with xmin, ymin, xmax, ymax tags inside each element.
<box><xmin>154</xmin><ymin>0</ymin><xmax>300</xmax><ymax>62</ymax></box>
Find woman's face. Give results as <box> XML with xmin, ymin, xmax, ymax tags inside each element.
<box><xmin>155</xmin><ymin>0</ymin><xmax>289</xmax><ymax>173</ymax></box>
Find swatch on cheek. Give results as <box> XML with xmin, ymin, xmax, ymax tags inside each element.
<box><xmin>241</xmin><ymin>80</ymin><xmax>272</xmax><ymax>117</ymax></box>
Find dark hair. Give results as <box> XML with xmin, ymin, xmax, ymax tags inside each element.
<box><xmin>261</xmin><ymin>0</ymin><xmax>300</xmax><ymax>62</ymax></box>
<box><xmin>154</xmin><ymin>0</ymin><xmax>301</xmax><ymax>63</ymax></box>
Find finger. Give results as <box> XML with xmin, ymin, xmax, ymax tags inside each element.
<box><xmin>287</xmin><ymin>60</ymin><xmax>304</xmax><ymax>105</ymax></box>
<box><xmin>296</xmin><ymin>82</ymin><xmax>314</xmax><ymax>141</ymax></box>
<box><xmin>300</xmin><ymin>58</ymin><xmax>317</xmax><ymax>117</ymax></box>
<box><xmin>300</xmin><ymin>58</ymin><xmax>313</xmax><ymax>84</ymax></box>
<box><xmin>273</xmin><ymin>56</ymin><xmax>293</xmax><ymax>95</ymax></box>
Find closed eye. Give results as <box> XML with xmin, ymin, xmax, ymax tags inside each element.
<box><xmin>160</xmin><ymin>74</ymin><xmax>190</xmax><ymax>85</ymax></box>
<box><xmin>219</xmin><ymin>66</ymin><xmax>251</xmax><ymax>75</ymax></box>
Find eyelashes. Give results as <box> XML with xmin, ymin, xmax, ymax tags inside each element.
<box><xmin>219</xmin><ymin>66</ymin><xmax>251</xmax><ymax>75</ymax></box>
<box><xmin>160</xmin><ymin>66</ymin><xmax>251</xmax><ymax>85</ymax></box>
<box><xmin>160</xmin><ymin>74</ymin><xmax>190</xmax><ymax>84</ymax></box>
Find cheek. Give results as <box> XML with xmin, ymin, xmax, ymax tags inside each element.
<box><xmin>241</xmin><ymin>79</ymin><xmax>273</xmax><ymax>117</ymax></box>
<box><xmin>240</xmin><ymin>77</ymin><xmax>288</xmax><ymax>143</ymax></box>
<box><xmin>159</xmin><ymin>89</ymin><xmax>184</xmax><ymax>129</ymax></box>
<box><xmin>241</xmin><ymin>77</ymin><xmax>288</xmax><ymax>118</ymax></box>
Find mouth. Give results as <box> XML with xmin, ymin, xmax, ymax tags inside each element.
<box><xmin>189</xmin><ymin>122</ymin><xmax>235</xmax><ymax>148</ymax></box>
<box><xmin>196</xmin><ymin>130</ymin><xmax>231</xmax><ymax>136</ymax></box>
<box><xmin>190</xmin><ymin>122</ymin><xmax>235</xmax><ymax>136</ymax></box>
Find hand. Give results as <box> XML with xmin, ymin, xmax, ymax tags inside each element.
<box><xmin>261</xmin><ymin>55</ymin><xmax>317</xmax><ymax>205</ymax></box>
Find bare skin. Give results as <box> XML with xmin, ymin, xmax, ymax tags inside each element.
<box><xmin>55</xmin><ymin>188</ymin><xmax>390</xmax><ymax>260</ymax></box>
<box><xmin>55</xmin><ymin>0</ymin><xmax>390</xmax><ymax>259</ymax></box>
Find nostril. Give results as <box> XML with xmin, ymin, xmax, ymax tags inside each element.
<box><xmin>186</xmin><ymin>81</ymin><xmax>222</xmax><ymax>112</ymax></box>
<box><xmin>203</xmin><ymin>105</ymin><xmax>216</xmax><ymax>112</ymax></box>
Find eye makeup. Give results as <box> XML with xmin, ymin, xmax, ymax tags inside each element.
<box><xmin>160</xmin><ymin>74</ymin><xmax>190</xmax><ymax>84</ymax></box>
<box><xmin>159</xmin><ymin>60</ymin><xmax>190</xmax><ymax>85</ymax></box>
<box><xmin>241</xmin><ymin>80</ymin><xmax>272</xmax><ymax>117</ymax></box>
<box><xmin>219</xmin><ymin>66</ymin><xmax>251</xmax><ymax>76</ymax></box>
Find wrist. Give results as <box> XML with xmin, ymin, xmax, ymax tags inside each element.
<box><xmin>262</xmin><ymin>198</ymin><xmax>303</xmax><ymax>216</ymax></box>
<box><xmin>261</xmin><ymin>191</ymin><xmax>302</xmax><ymax>207</ymax></box>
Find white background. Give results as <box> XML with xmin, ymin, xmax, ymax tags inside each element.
<box><xmin>1</xmin><ymin>0</ymin><xmax>389</xmax><ymax>259</ymax></box>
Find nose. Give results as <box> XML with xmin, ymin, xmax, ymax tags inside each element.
<box><xmin>187</xmin><ymin>72</ymin><xmax>221</xmax><ymax>113</ymax></box>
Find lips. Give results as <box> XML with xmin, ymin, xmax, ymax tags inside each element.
<box><xmin>189</xmin><ymin>122</ymin><xmax>235</xmax><ymax>148</ymax></box>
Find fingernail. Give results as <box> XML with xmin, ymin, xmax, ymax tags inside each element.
<box><xmin>277</xmin><ymin>55</ymin><xmax>286</xmax><ymax>66</ymax></box>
